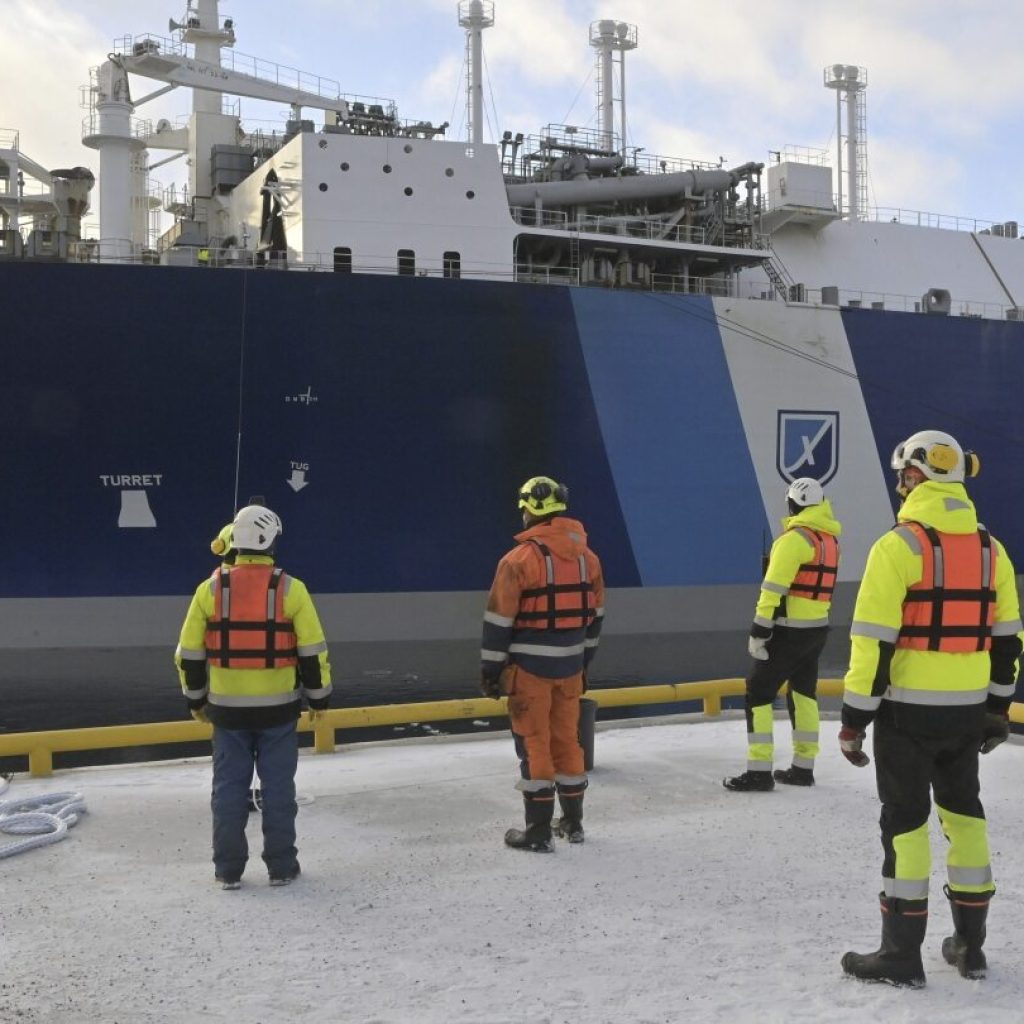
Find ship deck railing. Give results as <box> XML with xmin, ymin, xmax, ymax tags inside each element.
<box><xmin>760</xmin><ymin>281</ymin><xmax>1018</xmax><ymax>321</ymax></box>
<box><xmin>41</xmin><ymin>244</ymin><xmax>1024</xmax><ymax>321</ymax></box>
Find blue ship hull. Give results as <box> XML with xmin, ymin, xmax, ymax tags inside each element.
<box><xmin>3</xmin><ymin>261</ymin><xmax>1023</xmax><ymax>733</ymax></box>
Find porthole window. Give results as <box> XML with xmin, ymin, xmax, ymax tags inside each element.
<box><xmin>318</xmin><ymin>139</ymin><xmax>327</xmax><ymax>150</ymax></box>
<box><xmin>445</xmin><ymin>168</ymin><xmax>454</xmax><ymax>177</ymax></box>
<box><xmin>319</xmin><ymin>183</ymin><xmax>328</xmax><ymax>192</ymax></box>
<box><xmin>340</xmin><ymin>161</ymin><xmax>350</xmax><ymax>171</ymax></box>
<box><xmin>403</xmin><ymin>144</ymin><xmax>413</xmax><ymax>154</ymax></box>
<box><xmin>383</xmin><ymin>164</ymin><xmax>392</xmax><ymax>174</ymax></box>
<box><xmin>465</xmin><ymin>190</ymin><xmax>475</xmax><ymax>199</ymax></box>
<box><xmin>404</xmin><ymin>187</ymin><xmax>413</xmax><ymax>197</ymax></box>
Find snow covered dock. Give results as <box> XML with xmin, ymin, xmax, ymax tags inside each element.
<box><xmin>3</xmin><ymin>715</ymin><xmax>1024</xmax><ymax>1023</ymax></box>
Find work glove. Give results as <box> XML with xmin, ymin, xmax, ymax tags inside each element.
<box><xmin>839</xmin><ymin>726</ymin><xmax>870</xmax><ymax>767</ymax></box>
<box><xmin>307</xmin><ymin>708</ymin><xmax>325</xmax><ymax>725</ymax></box>
<box><xmin>748</xmin><ymin>635</ymin><xmax>770</xmax><ymax>661</ymax></box>
<box><xmin>190</xmin><ymin>707</ymin><xmax>210</xmax><ymax>724</ymax></box>
<box><xmin>479</xmin><ymin>671</ymin><xmax>502</xmax><ymax>699</ymax></box>
<box><xmin>980</xmin><ymin>712</ymin><xmax>1010</xmax><ymax>754</ymax></box>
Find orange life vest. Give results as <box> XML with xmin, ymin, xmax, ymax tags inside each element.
<box><xmin>204</xmin><ymin>564</ymin><xmax>298</xmax><ymax>669</ymax></box>
<box><xmin>514</xmin><ymin>540</ymin><xmax>596</xmax><ymax>632</ymax></box>
<box><xmin>897</xmin><ymin>522</ymin><xmax>996</xmax><ymax>653</ymax></box>
<box><xmin>787</xmin><ymin>527</ymin><xmax>840</xmax><ymax>602</ymax></box>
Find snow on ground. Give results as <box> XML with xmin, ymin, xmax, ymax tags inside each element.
<box><xmin>2</xmin><ymin>714</ymin><xmax>1023</xmax><ymax>1024</ymax></box>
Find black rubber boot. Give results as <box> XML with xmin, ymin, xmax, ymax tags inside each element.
<box><xmin>505</xmin><ymin>787</ymin><xmax>554</xmax><ymax>853</ymax></box>
<box><xmin>554</xmin><ymin>781</ymin><xmax>586</xmax><ymax>843</ymax></box>
<box><xmin>773</xmin><ymin>766</ymin><xmax>815</xmax><ymax>786</ymax></box>
<box><xmin>841</xmin><ymin>894</ymin><xmax>927</xmax><ymax>988</ymax></box>
<box><xmin>942</xmin><ymin>885</ymin><xmax>992</xmax><ymax>979</ymax></box>
<box><xmin>723</xmin><ymin>770</ymin><xmax>774</xmax><ymax>792</ymax></box>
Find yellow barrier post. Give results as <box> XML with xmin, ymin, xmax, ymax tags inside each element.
<box><xmin>0</xmin><ymin>681</ymin><xmax>1016</xmax><ymax>778</ymax></box>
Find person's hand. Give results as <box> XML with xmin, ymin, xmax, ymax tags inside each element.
<box><xmin>479</xmin><ymin>672</ymin><xmax>502</xmax><ymax>698</ymax></box>
<box><xmin>980</xmin><ymin>712</ymin><xmax>1009</xmax><ymax>754</ymax></box>
<box><xmin>190</xmin><ymin>707</ymin><xmax>210</xmax><ymax>724</ymax></box>
<box><xmin>839</xmin><ymin>726</ymin><xmax>870</xmax><ymax>767</ymax></box>
<box><xmin>307</xmin><ymin>708</ymin><xmax>325</xmax><ymax>725</ymax></box>
<box><xmin>748</xmin><ymin>635</ymin><xmax>769</xmax><ymax>661</ymax></box>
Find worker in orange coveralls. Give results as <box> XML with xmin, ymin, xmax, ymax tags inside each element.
<box><xmin>480</xmin><ymin>476</ymin><xmax>605</xmax><ymax>852</ymax></box>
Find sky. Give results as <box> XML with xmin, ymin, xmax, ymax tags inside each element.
<box><xmin>2</xmin><ymin>0</ymin><xmax>1023</xmax><ymax>225</ymax></box>
<box><xmin>5</xmin><ymin>717</ymin><xmax>1024</xmax><ymax>1022</ymax></box>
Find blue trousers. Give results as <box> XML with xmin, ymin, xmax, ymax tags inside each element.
<box><xmin>211</xmin><ymin>720</ymin><xmax>299</xmax><ymax>879</ymax></box>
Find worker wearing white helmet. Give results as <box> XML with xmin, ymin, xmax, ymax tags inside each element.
<box><xmin>175</xmin><ymin>503</ymin><xmax>332</xmax><ymax>890</ymax></box>
<box><xmin>724</xmin><ymin>476</ymin><xmax>842</xmax><ymax>792</ymax></box>
<box><xmin>840</xmin><ymin>430</ymin><xmax>1022</xmax><ymax>987</ymax></box>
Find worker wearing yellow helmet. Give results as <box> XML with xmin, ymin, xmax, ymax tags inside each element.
<box><xmin>480</xmin><ymin>476</ymin><xmax>605</xmax><ymax>852</ymax></box>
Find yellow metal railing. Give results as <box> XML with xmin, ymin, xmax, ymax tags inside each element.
<box><xmin>1</xmin><ymin>678</ymin><xmax>1020</xmax><ymax>777</ymax></box>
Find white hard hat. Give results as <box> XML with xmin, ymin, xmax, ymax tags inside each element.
<box><xmin>891</xmin><ymin>430</ymin><xmax>979</xmax><ymax>483</ymax></box>
<box><xmin>786</xmin><ymin>477</ymin><xmax>824</xmax><ymax>507</ymax></box>
<box><xmin>231</xmin><ymin>505</ymin><xmax>282</xmax><ymax>552</ymax></box>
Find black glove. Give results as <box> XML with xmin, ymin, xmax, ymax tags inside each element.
<box><xmin>980</xmin><ymin>712</ymin><xmax>1010</xmax><ymax>754</ymax></box>
<box><xmin>479</xmin><ymin>671</ymin><xmax>502</xmax><ymax>698</ymax></box>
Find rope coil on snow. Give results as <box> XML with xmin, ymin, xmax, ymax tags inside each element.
<box><xmin>0</xmin><ymin>775</ymin><xmax>87</xmax><ymax>859</ymax></box>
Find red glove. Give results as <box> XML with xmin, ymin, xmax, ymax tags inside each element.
<box><xmin>839</xmin><ymin>726</ymin><xmax>870</xmax><ymax>767</ymax></box>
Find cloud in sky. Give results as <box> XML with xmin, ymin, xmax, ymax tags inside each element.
<box><xmin>1</xmin><ymin>0</ymin><xmax>1021</xmax><ymax>221</ymax></box>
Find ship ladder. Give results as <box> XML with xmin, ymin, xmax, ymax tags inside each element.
<box><xmin>764</xmin><ymin>245</ymin><xmax>797</xmax><ymax>302</ymax></box>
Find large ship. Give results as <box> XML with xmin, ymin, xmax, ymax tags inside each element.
<box><xmin>2</xmin><ymin>1</ymin><xmax>1023</xmax><ymax>732</ymax></box>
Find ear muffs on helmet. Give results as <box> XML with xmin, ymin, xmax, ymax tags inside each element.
<box><xmin>517</xmin><ymin>476</ymin><xmax>569</xmax><ymax>515</ymax></box>
<box><xmin>925</xmin><ymin>444</ymin><xmax>959</xmax><ymax>473</ymax></box>
<box><xmin>964</xmin><ymin>451</ymin><xmax>980</xmax><ymax>478</ymax></box>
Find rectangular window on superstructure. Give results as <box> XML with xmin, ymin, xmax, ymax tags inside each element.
<box><xmin>397</xmin><ymin>249</ymin><xmax>415</xmax><ymax>276</ymax></box>
<box><xmin>333</xmin><ymin>247</ymin><xmax>352</xmax><ymax>273</ymax></box>
<box><xmin>443</xmin><ymin>251</ymin><xmax>461</xmax><ymax>279</ymax></box>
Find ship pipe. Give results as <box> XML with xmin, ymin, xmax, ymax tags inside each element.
<box><xmin>507</xmin><ymin>165</ymin><xmax>756</xmax><ymax>208</ymax></box>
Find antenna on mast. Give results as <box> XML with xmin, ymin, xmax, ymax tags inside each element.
<box><xmin>458</xmin><ymin>1</ymin><xmax>495</xmax><ymax>146</ymax></box>
<box><xmin>824</xmin><ymin>65</ymin><xmax>868</xmax><ymax>222</ymax></box>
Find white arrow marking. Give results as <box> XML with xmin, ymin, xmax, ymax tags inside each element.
<box><xmin>287</xmin><ymin>469</ymin><xmax>309</xmax><ymax>492</ymax></box>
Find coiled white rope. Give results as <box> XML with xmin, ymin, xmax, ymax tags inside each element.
<box><xmin>0</xmin><ymin>774</ymin><xmax>87</xmax><ymax>859</ymax></box>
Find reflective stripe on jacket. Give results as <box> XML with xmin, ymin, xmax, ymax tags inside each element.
<box><xmin>205</xmin><ymin>564</ymin><xmax>298</xmax><ymax>669</ymax></box>
<box><xmin>788</xmin><ymin>528</ymin><xmax>840</xmax><ymax>602</ymax></box>
<box><xmin>896</xmin><ymin>521</ymin><xmax>995</xmax><ymax>653</ymax></box>
<box><xmin>843</xmin><ymin>481</ymin><xmax>1022</xmax><ymax>727</ymax></box>
<box><xmin>482</xmin><ymin>517</ymin><xmax>605</xmax><ymax>680</ymax></box>
<box><xmin>176</xmin><ymin>554</ymin><xmax>333</xmax><ymax>723</ymax></box>
<box><xmin>754</xmin><ymin>500</ymin><xmax>842</xmax><ymax>629</ymax></box>
<box><xmin>513</xmin><ymin>540</ymin><xmax>596</xmax><ymax>631</ymax></box>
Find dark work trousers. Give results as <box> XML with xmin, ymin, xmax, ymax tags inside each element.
<box><xmin>211</xmin><ymin>720</ymin><xmax>299</xmax><ymax>879</ymax></box>
<box><xmin>874</xmin><ymin>702</ymin><xmax>990</xmax><ymax>898</ymax></box>
<box><xmin>745</xmin><ymin>625</ymin><xmax>829</xmax><ymax>771</ymax></box>
<box><xmin>747</xmin><ymin>624</ymin><xmax>829</xmax><ymax>705</ymax></box>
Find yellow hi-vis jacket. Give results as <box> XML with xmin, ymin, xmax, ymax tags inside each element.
<box><xmin>754</xmin><ymin>500</ymin><xmax>842</xmax><ymax>629</ymax></box>
<box><xmin>175</xmin><ymin>554</ymin><xmax>332</xmax><ymax>728</ymax></box>
<box><xmin>842</xmin><ymin>481</ymin><xmax>1022</xmax><ymax>730</ymax></box>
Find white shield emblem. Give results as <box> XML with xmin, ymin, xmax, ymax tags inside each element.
<box><xmin>776</xmin><ymin>411</ymin><xmax>839</xmax><ymax>485</ymax></box>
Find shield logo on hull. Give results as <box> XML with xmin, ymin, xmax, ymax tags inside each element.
<box><xmin>776</xmin><ymin>410</ymin><xmax>839</xmax><ymax>485</ymax></box>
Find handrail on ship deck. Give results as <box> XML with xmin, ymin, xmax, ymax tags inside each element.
<box><xmin>2</xmin><ymin>679</ymin><xmax>1022</xmax><ymax>778</ymax></box>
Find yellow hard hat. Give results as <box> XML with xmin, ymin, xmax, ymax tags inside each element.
<box><xmin>517</xmin><ymin>476</ymin><xmax>568</xmax><ymax>516</ymax></box>
<box><xmin>210</xmin><ymin>523</ymin><xmax>234</xmax><ymax>557</ymax></box>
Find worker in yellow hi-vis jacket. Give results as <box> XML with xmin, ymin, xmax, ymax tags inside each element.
<box><xmin>724</xmin><ymin>477</ymin><xmax>841</xmax><ymax>792</ymax></box>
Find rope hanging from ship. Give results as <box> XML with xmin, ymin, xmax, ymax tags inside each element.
<box><xmin>0</xmin><ymin>775</ymin><xmax>87</xmax><ymax>859</ymax></box>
